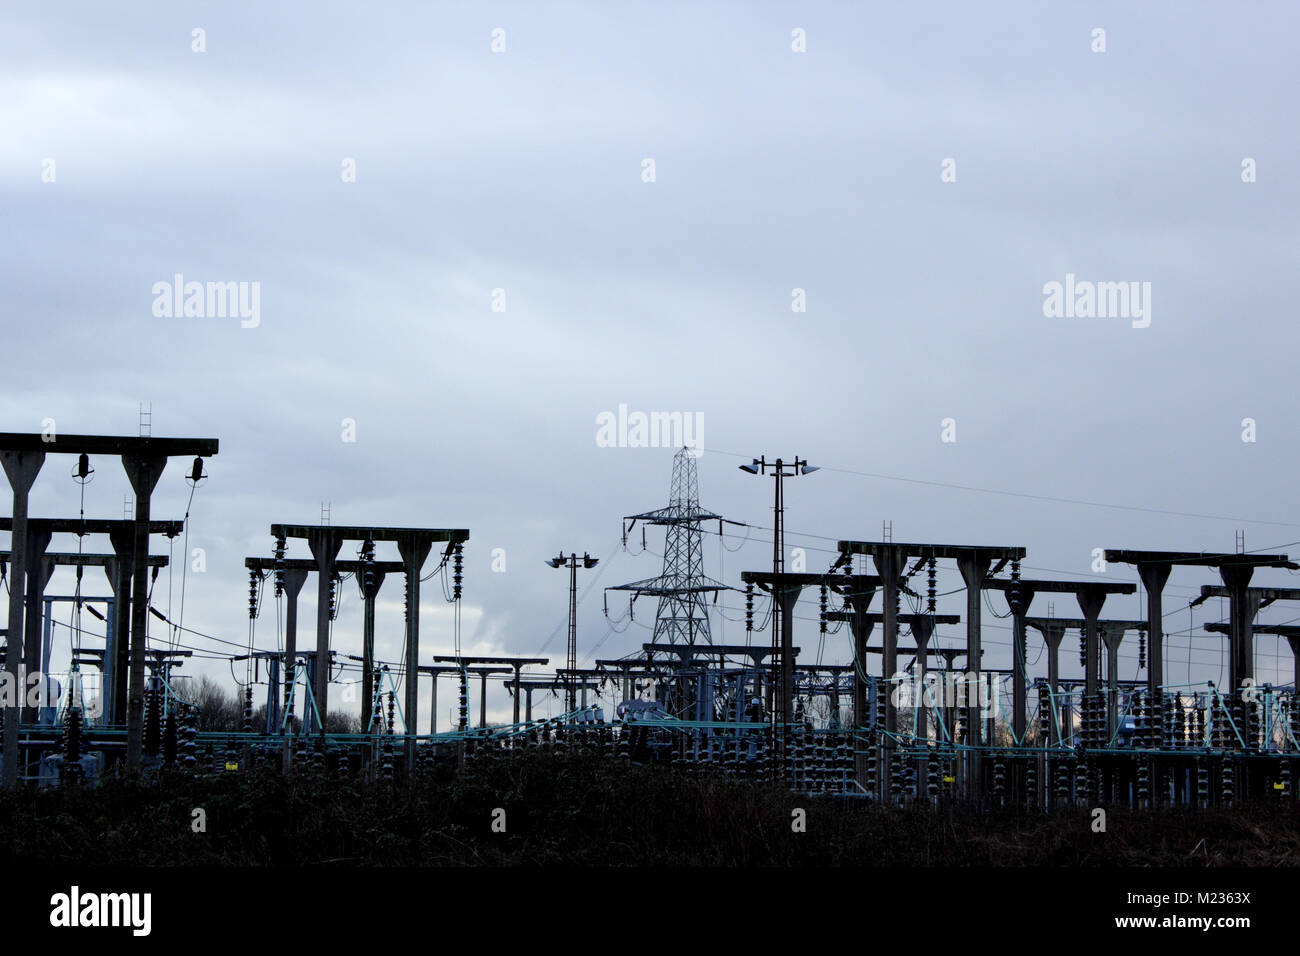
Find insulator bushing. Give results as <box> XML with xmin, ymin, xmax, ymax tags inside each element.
<box><xmin>179</xmin><ymin>706</ymin><xmax>198</xmax><ymax>769</ymax></box>
<box><xmin>62</xmin><ymin>708</ymin><xmax>84</xmax><ymax>785</ymax></box>
<box><xmin>273</xmin><ymin>535</ymin><xmax>287</xmax><ymax>596</ymax></box>
<box><xmin>1055</xmin><ymin>758</ymin><xmax>1072</xmax><ymax>804</ymax></box>
<box><xmin>144</xmin><ymin>688</ymin><xmax>161</xmax><ymax>756</ymax></box>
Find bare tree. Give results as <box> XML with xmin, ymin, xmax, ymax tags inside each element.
<box><xmin>177</xmin><ymin>675</ymin><xmax>242</xmax><ymax>731</ymax></box>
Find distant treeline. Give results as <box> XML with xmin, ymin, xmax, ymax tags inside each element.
<box><xmin>178</xmin><ymin>675</ymin><xmax>361</xmax><ymax>735</ymax></box>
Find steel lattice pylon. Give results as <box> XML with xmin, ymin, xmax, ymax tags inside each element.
<box><xmin>608</xmin><ymin>447</ymin><xmax>729</xmax><ymax>646</ymax></box>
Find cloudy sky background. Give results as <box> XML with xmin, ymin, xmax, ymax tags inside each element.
<box><xmin>3</xmin><ymin>2</ymin><xmax>1299</xmax><ymax>727</ymax></box>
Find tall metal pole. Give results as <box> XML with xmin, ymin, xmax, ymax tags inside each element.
<box><xmin>739</xmin><ymin>455</ymin><xmax>816</xmax><ymax>760</ymax></box>
<box><xmin>550</xmin><ymin>551</ymin><xmax>597</xmax><ymax>714</ymax></box>
<box><xmin>771</xmin><ymin>462</ymin><xmax>784</xmax><ymax>751</ymax></box>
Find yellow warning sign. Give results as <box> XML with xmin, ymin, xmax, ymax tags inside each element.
<box><xmin>225</xmin><ymin>762</ymin><xmax>239</xmax><ymax>771</ymax></box>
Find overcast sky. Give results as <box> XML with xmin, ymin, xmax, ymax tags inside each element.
<box><xmin>3</xmin><ymin>2</ymin><xmax>1299</xmax><ymax>727</ymax></box>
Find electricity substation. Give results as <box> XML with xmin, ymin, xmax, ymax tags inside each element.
<box><xmin>3</xmin><ymin>429</ymin><xmax>1299</xmax><ymax>811</ymax></box>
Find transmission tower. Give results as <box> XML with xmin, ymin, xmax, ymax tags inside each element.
<box><xmin>607</xmin><ymin>447</ymin><xmax>729</xmax><ymax>647</ymax></box>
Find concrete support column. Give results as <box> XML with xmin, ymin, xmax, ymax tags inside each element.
<box><xmin>1040</xmin><ymin>623</ymin><xmax>1066</xmax><ymax>745</ymax></box>
<box><xmin>957</xmin><ymin>553</ymin><xmax>991</xmax><ymax>791</ymax></box>
<box><xmin>280</xmin><ymin>569</ymin><xmax>308</xmax><ymax>730</ymax></box>
<box><xmin>777</xmin><ymin>586</ymin><xmax>801</xmax><ymax>742</ymax></box>
<box><xmin>912</xmin><ymin>616</ymin><xmax>935</xmax><ymax>742</ymax></box>
<box><xmin>1076</xmin><ymin>588</ymin><xmax>1106</xmax><ymax>698</ymax></box>
<box><xmin>511</xmin><ymin>666</ymin><xmax>523</xmax><ymax>726</ymax></box>
<box><xmin>1006</xmin><ymin>586</ymin><xmax>1035</xmax><ymax>744</ymax></box>
<box><xmin>103</xmin><ymin>545</ymin><xmax>133</xmax><ymax>726</ymax></box>
<box><xmin>120</xmin><ymin>453</ymin><xmax>166</xmax><ymax>776</ymax></box>
<box><xmin>1139</xmin><ymin>564</ymin><xmax>1172</xmax><ymax>700</ymax></box>
<box><xmin>306</xmin><ymin>530</ymin><xmax>341</xmax><ymax>736</ymax></box>
<box><xmin>872</xmin><ymin>547</ymin><xmax>907</xmax><ymax>735</ymax></box>
<box><xmin>21</xmin><ymin>537</ymin><xmax>52</xmax><ymax>723</ymax></box>
<box><xmin>397</xmin><ymin>536</ymin><xmax>433</xmax><ymax>772</ymax></box>
<box><xmin>360</xmin><ymin>570</ymin><xmax>385</xmax><ymax>734</ymax></box>
<box><xmin>1100</xmin><ymin>624</ymin><xmax>1125</xmax><ymax>739</ymax></box>
<box><xmin>1220</xmin><ymin>564</ymin><xmax>1257</xmax><ymax>691</ymax></box>
<box><xmin>1</xmin><ymin>449</ymin><xmax>44</xmax><ymax>788</ymax></box>
<box><xmin>848</xmin><ymin>595</ymin><xmax>876</xmax><ymax>729</ymax></box>
<box><xmin>848</xmin><ymin>595</ymin><xmax>876</xmax><ymax>792</ymax></box>
<box><xmin>265</xmin><ymin>656</ymin><xmax>280</xmax><ymax>734</ymax></box>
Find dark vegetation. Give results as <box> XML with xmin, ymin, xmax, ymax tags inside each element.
<box><xmin>2</xmin><ymin>750</ymin><xmax>1298</xmax><ymax>866</ymax></box>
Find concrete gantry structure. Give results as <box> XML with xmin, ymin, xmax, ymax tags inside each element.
<box><xmin>555</xmin><ymin>667</ymin><xmax>608</xmax><ymax>710</ymax></box>
<box><xmin>269</xmin><ymin>524</ymin><xmax>469</xmax><ymax>771</ymax></box>
<box><xmin>1106</xmin><ymin>550</ymin><xmax>1296</xmax><ymax>702</ymax></box>
<box><xmin>0</xmin><ymin>432</ymin><xmax>217</xmax><ymax>786</ymax></box>
<box><xmin>1</xmin><ymin>519</ymin><xmax>183</xmax><ymax>731</ymax></box>
<box><xmin>1194</xmin><ymin>584</ymin><xmax>1300</xmax><ymax>685</ymax></box>
<box><xmin>466</xmin><ymin>666</ymin><xmax>513</xmax><ymax>727</ymax></box>
<box><xmin>0</xmin><ymin>550</ymin><xmax>169</xmax><ymax>726</ymax></box>
<box><xmin>431</xmin><ymin>655</ymin><xmax>549</xmax><ymax>727</ymax></box>
<box><xmin>739</xmin><ymin>569</ymin><xmax>830</xmax><ymax>744</ymax></box>
<box><xmin>594</xmin><ymin>649</ymin><xmax>785</xmax><ymax>718</ymax></box>
<box><xmin>1203</xmin><ymin>621</ymin><xmax>1300</xmax><ymax>697</ymax></box>
<box><xmin>824</xmin><ymin>573</ymin><xmax>881</xmax><ymax>735</ymax></box>
<box><xmin>246</xmin><ymin>555</ymin><xmax>406</xmax><ymax>733</ymax></box>
<box><xmin>837</xmin><ymin>540</ymin><xmax>1024</xmax><ymax>790</ymax></box>
<box><xmin>509</xmin><ymin>677</ymin><xmax>601</xmax><ymax>722</ymax></box>
<box><xmin>639</xmin><ymin>641</ymin><xmax>795</xmax><ymax>722</ymax></box>
<box><xmin>1024</xmin><ymin>612</ymin><xmax>1144</xmax><ymax>744</ymax></box>
<box><xmin>987</xmin><ymin>578</ymin><xmax>1135</xmax><ymax>740</ymax></box>
<box><xmin>412</xmin><ymin>664</ymin><xmax>461</xmax><ymax>733</ymax></box>
<box><xmin>824</xmin><ymin>609</ymin><xmax>960</xmax><ymax>735</ymax></box>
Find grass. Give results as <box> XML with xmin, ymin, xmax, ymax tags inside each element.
<box><xmin>2</xmin><ymin>751</ymin><xmax>1298</xmax><ymax>866</ymax></box>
